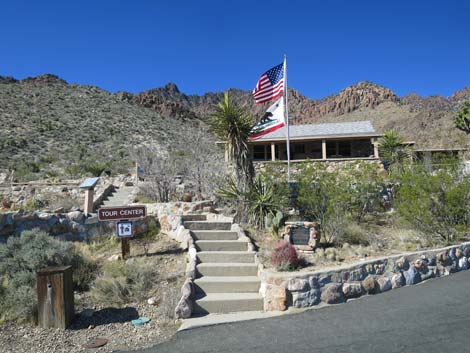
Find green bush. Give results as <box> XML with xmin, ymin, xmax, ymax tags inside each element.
<box><xmin>0</xmin><ymin>229</ymin><xmax>96</xmax><ymax>322</ymax></box>
<box><xmin>393</xmin><ymin>163</ymin><xmax>470</xmax><ymax>243</ymax></box>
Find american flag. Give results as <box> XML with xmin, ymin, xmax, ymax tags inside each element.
<box><xmin>252</xmin><ymin>63</ymin><xmax>284</xmax><ymax>104</ymax></box>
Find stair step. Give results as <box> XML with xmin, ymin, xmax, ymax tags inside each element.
<box><xmin>197</xmin><ymin>263</ymin><xmax>258</xmax><ymax>277</ymax></box>
<box><xmin>194</xmin><ymin>276</ymin><xmax>260</xmax><ymax>293</ymax></box>
<box><xmin>196</xmin><ymin>240</ymin><xmax>248</xmax><ymax>252</ymax></box>
<box><xmin>191</xmin><ymin>230</ymin><xmax>238</xmax><ymax>241</ymax></box>
<box><xmin>184</xmin><ymin>221</ymin><xmax>232</xmax><ymax>231</ymax></box>
<box><xmin>194</xmin><ymin>292</ymin><xmax>263</xmax><ymax>314</ymax></box>
<box><xmin>197</xmin><ymin>251</ymin><xmax>256</xmax><ymax>263</ymax></box>
<box><xmin>181</xmin><ymin>214</ymin><xmax>207</xmax><ymax>222</ymax></box>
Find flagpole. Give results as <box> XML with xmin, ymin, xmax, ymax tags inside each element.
<box><xmin>284</xmin><ymin>54</ymin><xmax>291</xmax><ymax>183</ymax></box>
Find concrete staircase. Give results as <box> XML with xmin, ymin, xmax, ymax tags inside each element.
<box><xmin>99</xmin><ymin>186</ymin><xmax>134</xmax><ymax>208</ymax></box>
<box><xmin>183</xmin><ymin>215</ymin><xmax>263</xmax><ymax>316</ymax></box>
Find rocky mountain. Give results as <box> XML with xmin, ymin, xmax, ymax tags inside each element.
<box><xmin>0</xmin><ymin>73</ymin><xmax>468</xmax><ymax>181</ymax></box>
<box><xmin>123</xmin><ymin>80</ymin><xmax>470</xmax><ymax>148</ymax></box>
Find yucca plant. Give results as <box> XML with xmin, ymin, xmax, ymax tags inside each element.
<box><xmin>379</xmin><ymin>129</ymin><xmax>413</xmax><ymax>170</ymax></box>
<box><xmin>455</xmin><ymin>101</ymin><xmax>470</xmax><ymax>134</ymax></box>
<box><xmin>210</xmin><ymin>92</ymin><xmax>255</xmax><ymax>191</ymax></box>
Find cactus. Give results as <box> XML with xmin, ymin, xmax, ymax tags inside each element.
<box><xmin>265</xmin><ymin>211</ymin><xmax>284</xmax><ymax>238</ymax></box>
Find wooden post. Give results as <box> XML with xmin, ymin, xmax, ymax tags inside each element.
<box><xmin>84</xmin><ymin>189</ymin><xmax>94</xmax><ymax>215</ymax></box>
<box><xmin>37</xmin><ymin>266</ymin><xmax>74</xmax><ymax>329</ymax></box>
<box><xmin>121</xmin><ymin>238</ymin><xmax>130</xmax><ymax>260</ymax></box>
<box><xmin>271</xmin><ymin>143</ymin><xmax>276</xmax><ymax>161</ymax></box>
<box><xmin>135</xmin><ymin>161</ymin><xmax>139</xmax><ymax>184</ymax></box>
<box><xmin>322</xmin><ymin>139</ymin><xmax>327</xmax><ymax>160</ymax></box>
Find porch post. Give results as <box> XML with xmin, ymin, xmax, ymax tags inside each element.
<box><xmin>322</xmin><ymin>139</ymin><xmax>327</xmax><ymax>160</ymax></box>
<box><xmin>372</xmin><ymin>138</ymin><xmax>379</xmax><ymax>158</ymax></box>
<box><xmin>271</xmin><ymin>143</ymin><xmax>276</xmax><ymax>161</ymax></box>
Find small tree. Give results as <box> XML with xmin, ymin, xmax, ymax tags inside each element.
<box><xmin>455</xmin><ymin>101</ymin><xmax>470</xmax><ymax>134</ymax></box>
<box><xmin>210</xmin><ymin>92</ymin><xmax>255</xmax><ymax>191</ymax></box>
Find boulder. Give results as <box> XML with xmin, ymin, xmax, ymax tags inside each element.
<box><xmin>459</xmin><ymin>257</ymin><xmax>469</xmax><ymax>270</ymax></box>
<box><xmin>292</xmin><ymin>288</ymin><xmax>321</xmax><ymax>308</ymax></box>
<box><xmin>404</xmin><ymin>266</ymin><xmax>421</xmax><ymax>285</ymax></box>
<box><xmin>391</xmin><ymin>273</ymin><xmax>405</xmax><ymax>289</ymax></box>
<box><xmin>320</xmin><ymin>283</ymin><xmax>345</xmax><ymax>304</ymax></box>
<box><xmin>174</xmin><ymin>296</ymin><xmax>192</xmax><ymax>319</ymax></box>
<box><xmin>377</xmin><ymin>277</ymin><xmax>392</xmax><ymax>292</ymax></box>
<box><xmin>342</xmin><ymin>282</ymin><xmax>364</xmax><ymax>299</ymax></box>
<box><xmin>287</xmin><ymin>278</ymin><xmax>310</xmax><ymax>292</ymax></box>
<box><xmin>362</xmin><ymin>275</ymin><xmax>379</xmax><ymax>294</ymax></box>
<box><xmin>67</xmin><ymin>210</ymin><xmax>85</xmax><ymax>223</ymax></box>
<box><xmin>264</xmin><ymin>284</ymin><xmax>287</xmax><ymax>311</ymax></box>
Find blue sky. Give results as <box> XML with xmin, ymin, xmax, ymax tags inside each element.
<box><xmin>1</xmin><ymin>0</ymin><xmax>469</xmax><ymax>99</ymax></box>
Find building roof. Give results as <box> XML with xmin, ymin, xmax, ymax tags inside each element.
<box><xmin>251</xmin><ymin>120</ymin><xmax>380</xmax><ymax>142</ymax></box>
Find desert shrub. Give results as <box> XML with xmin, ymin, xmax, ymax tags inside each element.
<box><xmin>342</xmin><ymin>223</ymin><xmax>370</xmax><ymax>246</ymax></box>
<box><xmin>140</xmin><ymin>219</ymin><xmax>160</xmax><ymax>256</ymax></box>
<box><xmin>297</xmin><ymin>164</ymin><xmax>349</xmax><ymax>244</ymax></box>
<box><xmin>271</xmin><ymin>240</ymin><xmax>298</xmax><ymax>271</ymax></box>
<box><xmin>0</xmin><ymin>229</ymin><xmax>96</xmax><ymax>322</ymax></box>
<box><xmin>393</xmin><ymin>163</ymin><xmax>470</xmax><ymax>243</ymax></box>
<box><xmin>91</xmin><ymin>260</ymin><xmax>158</xmax><ymax>306</ymax></box>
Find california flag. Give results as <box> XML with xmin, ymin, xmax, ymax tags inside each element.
<box><xmin>249</xmin><ymin>98</ymin><xmax>285</xmax><ymax>139</ymax></box>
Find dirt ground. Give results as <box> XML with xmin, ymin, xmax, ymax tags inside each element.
<box><xmin>0</xmin><ymin>234</ymin><xmax>187</xmax><ymax>353</ymax></box>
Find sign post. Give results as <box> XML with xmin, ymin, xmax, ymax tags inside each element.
<box><xmin>98</xmin><ymin>206</ymin><xmax>147</xmax><ymax>260</ymax></box>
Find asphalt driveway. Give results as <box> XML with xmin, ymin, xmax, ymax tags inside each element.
<box><xmin>130</xmin><ymin>270</ymin><xmax>470</xmax><ymax>353</ymax></box>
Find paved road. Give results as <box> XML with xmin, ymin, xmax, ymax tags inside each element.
<box><xmin>133</xmin><ymin>270</ymin><xmax>470</xmax><ymax>353</ymax></box>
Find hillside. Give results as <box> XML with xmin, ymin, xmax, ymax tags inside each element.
<box><xmin>126</xmin><ymin>81</ymin><xmax>470</xmax><ymax>148</ymax></box>
<box><xmin>1</xmin><ymin>74</ymin><xmax>469</xmax><ymax>181</ymax></box>
<box><xmin>0</xmin><ymin>74</ymin><xmax>208</xmax><ymax>180</ymax></box>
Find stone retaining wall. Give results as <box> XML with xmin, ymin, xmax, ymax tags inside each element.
<box><xmin>254</xmin><ymin>159</ymin><xmax>382</xmax><ymax>175</ymax></box>
<box><xmin>260</xmin><ymin>242</ymin><xmax>470</xmax><ymax>311</ymax></box>
<box><xmin>0</xmin><ymin>209</ymin><xmax>151</xmax><ymax>242</ymax></box>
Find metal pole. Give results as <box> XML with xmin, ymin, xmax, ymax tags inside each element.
<box><xmin>284</xmin><ymin>54</ymin><xmax>291</xmax><ymax>182</ymax></box>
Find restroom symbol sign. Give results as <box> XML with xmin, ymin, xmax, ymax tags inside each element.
<box><xmin>116</xmin><ymin>220</ymin><xmax>133</xmax><ymax>237</ymax></box>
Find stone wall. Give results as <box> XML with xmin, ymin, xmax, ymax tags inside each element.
<box><xmin>254</xmin><ymin>159</ymin><xmax>382</xmax><ymax>176</ymax></box>
<box><xmin>0</xmin><ymin>209</ymin><xmax>151</xmax><ymax>242</ymax></box>
<box><xmin>260</xmin><ymin>242</ymin><xmax>470</xmax><ymax>311</ymax></box>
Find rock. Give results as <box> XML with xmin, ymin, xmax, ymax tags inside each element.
<box><xmin>174</xmin><ymin>296</ymin><xmax>192</xmax><ymax>319</ymax></box>
<box><xmin>287</xmin><ymin>278</ymin><xmax>309</xmax><ymax>292</ymax></box>
<box><xmin>342</xmin><ymin>282</ymin><xmax>364</xmax><ymax>299</ymax></box>
<box><xmin>404</xmin><ymin>266</ymin><xmax>421</xmax><ymax>285</ymax></box>
<box><xmin>264</xmin><ymin>284</ymin><xmax>287</xmax><ymax>311</ymax></box>
<box><xmin>362</xmin><ymin>275</ymin><xmax>379</xmax><ymax>294</ymax></box>
<box><xmin>391</xmin><ymin>273</ymin><xmax>405</xmax><ymax>288</ymax></box>
<box><xmin>67</xmin><ymin>210</ymin><xmax>85</xmax><ymax>223</ymax></box>
<box><xmin>124</xmin><ymin>181</ymin><xmax>134</xmax><ymax>187</ymax></box>
<box><xmin>147</xmin><ymin>297</ymin><xmax>159</xmax><ymax>305</ymax></box>
<box><xmin>437</xmin><ymin>251</ymin><xmax>450</xmax><ymax>266</ymax></box>
<box><xmin>180</xmin><ymin>279</ymin><xmax>193</xmax><ymax>299</ymax></box>
<box><xmin>377</xmin><ymin>277</ymin><xmax>392</xmax><ymax>292</ymax></box>
<box><xmin>374</xmin><ymin>263</ymin><xmax>385</xmax><ymax>275</ymax></box>
<box><xmin>320</xmin><ymin>283</ymin><xmax>345</xmax><ymax>304</ymax></box>
<box><xmin>53</xmin><ymin>207</ymin><xmax>65</xmax><ymax>213</ymax></box>
<box><xmin>308</xmin><ymin>276</ymin><xmax>319</xmax><ymax>289</ymax></box>
<box><xmin>458</xmin><ymin>257</ymin><xmax>468</xmax><ymax>270</ymax></box>
<box><xmin>292</xmin><ymin>288</ymin><xmax>320</xmax><ymax>308</ymax></box>
<box><xmin>81</xmin><ymin>308</ymin><xmax>94</xmax><ymax>318</ymax></box>
<box><xmin>107</xmin><ymin>254</ymin><xmax>121</xmax><ymax>261</ymax></box>
<box><xmin>394</xmin><ymin>257</ymin><xmax>409</xmax><ymax>271</ymax></box>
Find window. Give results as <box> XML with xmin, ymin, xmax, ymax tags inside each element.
<box><xmin>253</xmin><ymin>145</ymin><xmax>265</xmax><ymax>160</ymax></box>
<box><xmin>338</xmin><ymin>141</ymin><xmax>351</xmax><ymax>157</ymax></box>
<box><xmin>294</xmin><ymin>144</ymin><xmax>305</xmax><ymax>154</ymax></box>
